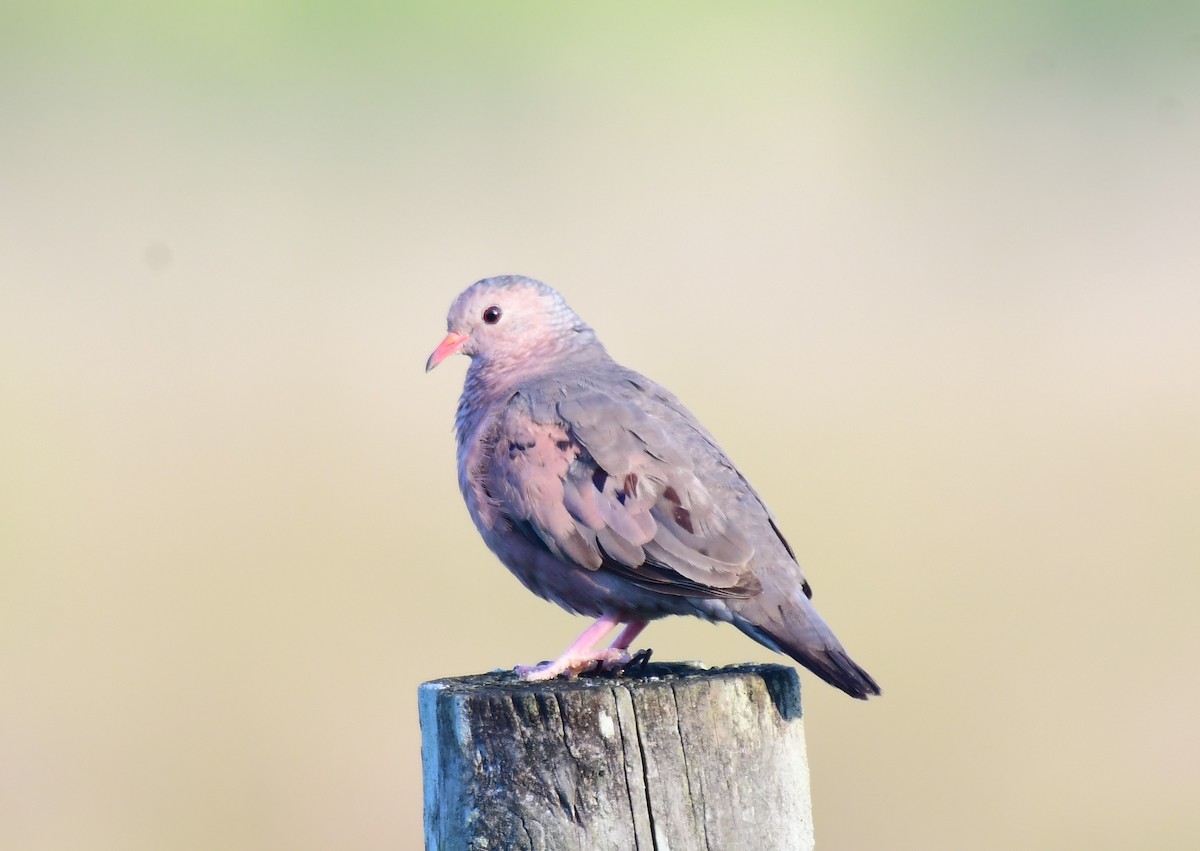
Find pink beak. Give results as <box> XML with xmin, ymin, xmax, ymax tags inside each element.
<box><xmin>425</xmin><ymin>331</ymin><xmax>469</xmax><ymax>372</ymax></box>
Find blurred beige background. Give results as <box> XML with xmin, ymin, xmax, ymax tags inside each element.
<box><xmin>2</xmin><ymin>3</ymin><xmax>1199</xmax><ymax>849</ymax></box>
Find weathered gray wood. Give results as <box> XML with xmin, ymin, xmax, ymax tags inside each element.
<box><xmin>419</xmin><ymin>662</ymin><xmax>813</xmax><ymax>851</ymax></box>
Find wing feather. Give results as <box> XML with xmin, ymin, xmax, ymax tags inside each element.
<box><xmin>487</xmin><ymin>382</ymin><xmax>761</xmax><ymax>599</ymax></box>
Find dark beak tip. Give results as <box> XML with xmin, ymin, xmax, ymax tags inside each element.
<box><xmin>426</xmin><ymin>331</ymin><xmax>467</xmax><ymax>373</ymax></box>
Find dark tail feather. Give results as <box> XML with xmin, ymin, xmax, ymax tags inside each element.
<box><xmin>733</xmin><ymin>616</ymin><xmax>882</xmax><ymax>700</ymax></box>
<box><xmin>796</xmin><ymin>645</ymin><xmax>881</xmax><ymax>700</ymax></box>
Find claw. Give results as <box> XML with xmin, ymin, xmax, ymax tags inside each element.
<box><xmin>628</xmin><ymin>648</ymin><xmax>653</xmax><ymax>671</ymax></box>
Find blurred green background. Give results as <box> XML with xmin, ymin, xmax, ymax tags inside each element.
<box><xmin>2</xmin><ymin>2</ymin><xmax>1198</xmax><ymax>849</ymax></box>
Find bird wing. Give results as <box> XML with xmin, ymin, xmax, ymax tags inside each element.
<box><xmin>487</xmin><ymin>380</ymin><xmax>761</xmax><ymax>599</ymax></box>
<box><xmin>649</xmin><ymin>383</ymin><xmax>815</xmax><ymax>600</ymax></box>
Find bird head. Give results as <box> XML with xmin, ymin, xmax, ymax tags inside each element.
<box><xmin>425</xmin><ymin>275</ymin><xmax>600</xmax><ymax>374</ymax></box>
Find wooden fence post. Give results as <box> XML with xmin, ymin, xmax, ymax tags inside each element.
<box><xmin>419</xmin><ymin>662</ymin><xmax>814</xmax><ymax>850</ymax></box>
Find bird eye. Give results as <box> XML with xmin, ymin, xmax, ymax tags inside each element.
<box><xmin>482</xmin><ymin>305</ymin><xmax>502</xmax><ymax>325</ymax></box>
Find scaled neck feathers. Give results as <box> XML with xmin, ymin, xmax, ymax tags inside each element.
<box><xmin>455</xmin><ymin>332</ymin><xmax>609</xmax><ymax>445</ymax></box>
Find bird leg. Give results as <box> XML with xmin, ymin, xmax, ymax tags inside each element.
<box><xmin>516</xmin><ymin>615</ymin><xmax>648</xmax><ymax>681</ymax></box>
<box><xmin>609</xmin><ymin>620</ymin><xmax>647</xmax><ymax>651</ymax></box>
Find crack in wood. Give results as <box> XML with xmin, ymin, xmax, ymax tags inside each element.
<box><xmin>670</xmin><ymin>682</ymin><xmax>712</xmax><ymax>849</ymax></box>
<box><xmin>628</xmin><ymin>688</ymin><xmax>660</xmax><ymax>851</ymax></box>
<box><xmin>610</xmin><ymin>686</ymin><xmax>644</xmax><ymax>851</ymax></box>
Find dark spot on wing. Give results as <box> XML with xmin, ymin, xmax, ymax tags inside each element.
<box><xmin>592</xmin><ymin>468</ymin><xmax>608</xmax><ymax>492</ymax></box>
<box><xmin>673</xmin><ymin>505</ymin><xmax>694</xmax><ymax>534</ymax></box>
<box><xmin>663</xmin><ymin>486</ymin><xmax>680</xmax><ymax>506</ymax></box>
<box><xmin>623</xmin><ymin>473</ymin><xmax>638</xmax><ymax>498</ymax></box>
<box><xmin>508</xmin><ymin>436</ymin><xmax>536</xmax><ymax>458</ymax></box>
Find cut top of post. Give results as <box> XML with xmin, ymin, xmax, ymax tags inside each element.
<box><xmin>420</xmin><ymin>662</ymin><xmax>813</xmax><ymax>851</ymax></box>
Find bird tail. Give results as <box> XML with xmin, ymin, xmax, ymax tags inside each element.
<box><xmin>794</xmin><ymin>642</ymin><xmax>881</xmax><ymax>700</ymax></box>
<box><xmin>732</xmin><ymin>606</ymin><xmax>881</xmax><ymax>700</ymax></box>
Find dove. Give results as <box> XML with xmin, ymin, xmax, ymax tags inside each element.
<box><xmin>426</xmin><ymin>275</ymin><xmax>881</xmax><ymax>699</ymax></box>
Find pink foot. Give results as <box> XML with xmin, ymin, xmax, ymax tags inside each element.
<box><xmin>514</xmin><ymin>616</ymin><xmax>651</xmax><ymax>681</ymax></box>
<box><xmin>516</xmin><ymin>647</ymin><xmax>634</xmax><ymax>681</ymax></box>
